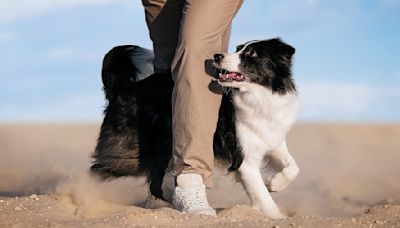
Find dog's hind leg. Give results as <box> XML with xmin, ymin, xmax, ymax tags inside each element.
<box><xmin>238</xmin><ymin>161</ymin><xmax>285</xmax><ymax>219</ymax></box>
<box><xmin>145</xmin><ymin>163</ymin><xmax>174</xmax><ymax>209</ymax></box>
<box><xmin>148</xmin><ymin>154</ymin><xmax>171</xmax><ymax>200</ymax></box>
<box><xmin>266</xmin><ymin>141</ymin><xmax>299</xmax><ymax>192</ymax></box>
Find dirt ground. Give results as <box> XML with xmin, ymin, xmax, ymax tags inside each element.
<box><xmin>0</xmin><ymin>123</ymin><xmax>399</xmax><ymax>227</ymax></box>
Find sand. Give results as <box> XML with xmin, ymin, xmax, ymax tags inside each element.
<box><xmin>0</xmin><ymin>123</ymin><xmax>399</xmax><ymax>227</ymax></box>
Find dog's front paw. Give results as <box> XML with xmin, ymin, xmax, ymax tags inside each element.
<box><xmin>266</xmin><ymin>167</ymin><xmax>299</xmax><ymax>192</ymax></box>
<box><xmin>270</xmin><ymin>212</ymin><xmax>286</xmax><ymax>219</ymax></box>
<box><xmin>267</xmin><ymin>172</ymin><xmax>291</xmax><ymax>192</ymax></box>
<box><xmin>254</xmin><ymin>205</ymin><xmax>286</xmax><ymax>219</ymax></box>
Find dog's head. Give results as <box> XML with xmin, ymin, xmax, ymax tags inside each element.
<box><xmin>213</xmin><ymin>38</ymin><xmax>296</xmax><ymax>93</ymax></box>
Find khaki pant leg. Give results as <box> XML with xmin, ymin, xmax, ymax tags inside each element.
<box><xmin>171</xmin><ymin>0</ymin><xmax>243</xmax><ymax>187</ymax></box>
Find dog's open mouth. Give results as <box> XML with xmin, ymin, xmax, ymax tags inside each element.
<box><xmin>218</xmin><ymin>69</ymin><xmax>245</xmax><ymax>82</ymax></box>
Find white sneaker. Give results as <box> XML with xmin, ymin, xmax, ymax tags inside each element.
<box><xmin>172</xmin><ymin>173</ymin><xmax>216</xmax><ymax>216</ymax></box>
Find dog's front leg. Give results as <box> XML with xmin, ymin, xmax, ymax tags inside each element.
<box><xmin>266</xmin><ymin>141</ymin><xmax>299</xmax><ymax>192</ymax></box>
<box><xmin>238</xmin><ymin>162</ymin><xmax>285</xmax><ymax>219</ymax></box>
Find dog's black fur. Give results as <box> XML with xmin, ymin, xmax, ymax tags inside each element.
<box><xmin>234</xmin><ymin>39</ymin><xmax>295</xmax><ymax>94</ymax></box>
<box><xmin>90</xmin><ymin>45</ymin><xmax>174</xmax><ymax>199</ymax></box>
<box><xmin>91</xmin><ymin>39</ymin><xmax>295</xmax><ymax>200</ymax></box>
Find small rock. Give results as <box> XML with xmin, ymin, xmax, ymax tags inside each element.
<box><xmin>351</xmin><ymin>218</ymin><xmax>356</xmax><ymax>222</ymax></box>
<box><xmin>272</xmin><ymin>226</ymin><xmax>279</xmax><ymax>228</ymax></box>
<box><xmin>14</xmin><ymin>206</ymin><xmax>22</xmax><ymax>211</ymax></box>
<box><xmin>154</xmin><ymin>216</ymin><xmax>158</xmax><ymax>219</ymax></box>
<box><xmin>290</xmin><ymin>223</ymin><xmax>296</xmax><ymax>227</ymax></box>
<box><xmin>30</xmin><ymin>194</ymin><xmax>39</xmax><ymax>201</ymax></box>
<box><xmin>374</xmin><ymin>220</ymin><xmax>384</xmax><ymax>225</ymax></box>
<box><xmin>0</xmin><ymin>200</ymin><xmax>4</xmax><ymax>203</ymax></box>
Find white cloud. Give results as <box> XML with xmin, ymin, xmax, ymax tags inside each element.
<box><xmin>0</xmin><ymin>0</ymin><xmax>134</xmax><ymax>23</ymax></box>
<box><xmin>0</xmin><ymin>92</ymin><xmax>104</xmax><ymax>122</ymax></box>
<box><xmin>298</xmin><ymin>82</ymin><xmax>400</xmax><ymax>121</ymax></box>
<box><xmin>2</xmin><ymin>82</ymin><xmax>400</xmax><ymax>122</ymax></box>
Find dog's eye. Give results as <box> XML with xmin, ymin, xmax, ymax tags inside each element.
<box><xmin>245</xmin><ymin>49</ymin><xmax>257</xmax><ymax>58</ymax></box>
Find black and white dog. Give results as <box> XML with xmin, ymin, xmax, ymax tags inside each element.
<box><xmin>91</xmin><ymin>38</ymin><xmax>300</xmax><ymax>219</ymax></box>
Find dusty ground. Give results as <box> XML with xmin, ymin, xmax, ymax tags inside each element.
<box><xmin>0</xmin><ymin>123</ymin><xmax>399</xmax><ymax>227</ymax></box>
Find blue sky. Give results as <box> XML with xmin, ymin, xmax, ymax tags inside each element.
<box><xmin>0</xmin><ymin>0</ymin><xmax>399</xmax><ymax>122</ymax></box>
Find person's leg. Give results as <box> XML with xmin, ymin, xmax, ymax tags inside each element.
<box><xmin>141</xmin><ymin>0</ymin><xmax>184</xmax><ymax>207</ymax></box>
<box><xmin>142</xmin><ymin>0</ymin><xmax>243</xmax><ymax>215</ymax></box>
<box><xmin>171</xmin><ymin>0</ymin><xmax>243</xmax><ymax>187</ymax></box>
<box><xmin>142</xmin><ymin>0</ymin><xmax>185</xmax><ymax>73</ymax></box>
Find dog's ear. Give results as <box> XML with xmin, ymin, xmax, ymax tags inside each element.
<box><xmin>101</xmin><ymin>51</ymin><xmax>118</xmax><ymax>101</ymax></box>
<box><xmin>278</xmin><ymin>44</ymin><xmax>295</xmax><ymax>57</ymax></box>
<box><xmin>101</xmin><ymin>46</ymin><xmax>137</xmax><ymax>101</ymax></box>
<box><xmin>102</xmin><ymin>72</ymin><xmax>116</xmax><ymax>101</ymax></box>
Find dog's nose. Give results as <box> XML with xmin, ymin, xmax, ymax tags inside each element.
<box><xmin>214</xmin><ymin>53</ymin><xmax>224</xmax><ymax>63</ymax></box>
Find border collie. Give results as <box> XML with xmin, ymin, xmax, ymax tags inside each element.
<box><xmin>90</xmin><ymin>38</ymin><xmax>300</xmax><ymax>219</ymax></box>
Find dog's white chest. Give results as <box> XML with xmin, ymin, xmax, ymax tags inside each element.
<box><xmin>233</xmin><ymin>85</ymin><xmax>299</xmax><ymax>158</ymax></box>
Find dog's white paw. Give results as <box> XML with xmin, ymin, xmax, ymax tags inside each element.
<box><xmin>253</xmin><ymin>204</ymin><xmax>286</xmax><ymax>219</ymax></box>
<box><xmin>269</xmin><ymin>212</ymin><xmax>286</xmax><ymax>220</ymax></box>
<box><xmin>267</xmin><ymin>172</ymin><xmax>291</xmax><ymax>192</ymax></box>
<box><xmin>266</xmin><ymin>167</ymin><xmax>299</xmax><ymax>192</ymax></box>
